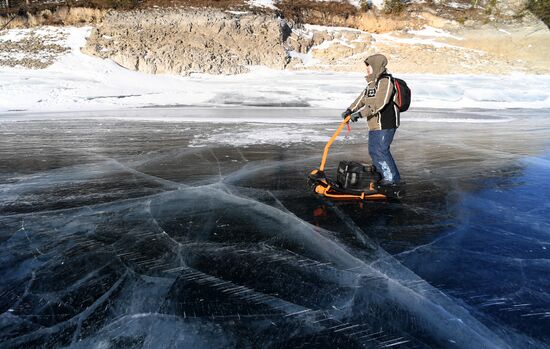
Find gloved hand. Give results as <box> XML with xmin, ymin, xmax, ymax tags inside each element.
<box><xmin>350</xmin><ymin>111</ymin><xmax>362</xmax><ymax>122</ymax></box>
<box><xmin>341</xmin><ymin>109</ymin><xmax>352</xmax><ymax>119</ymax></box>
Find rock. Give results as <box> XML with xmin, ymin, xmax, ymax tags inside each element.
<box><xmin>494</xmin><ymin>0</ymin><xmax>529</xmax><ymax>17</ymax></box>
<box><xmin>84</xmin><ymin>8</ymin><xmax>290</xmax><ymax>75</ymax></box>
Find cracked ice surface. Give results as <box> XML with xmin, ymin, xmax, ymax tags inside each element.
<box><xmin>0</xmin><ymin>108</ymin><xmax>549</xmax><ymax>348</ymax></box>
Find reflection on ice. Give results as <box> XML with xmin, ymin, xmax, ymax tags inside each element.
<box><xmin>1</xmin><ymin>108</ymin><xmax>549</xmax><ymax>348</ymax></box>
<box><xmin>397</xmin><ymin>153</ymin><xmax>550</xmax><ymax>345</ymax></box>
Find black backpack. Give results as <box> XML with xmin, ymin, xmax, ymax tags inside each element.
<box><xmin>380</xmin><ymin>73</ymin><xmax>411</xmax><ymax>112</ymax></box>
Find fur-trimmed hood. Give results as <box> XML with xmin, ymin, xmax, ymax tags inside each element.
<box><xmin>364</xmin><ymin>54</ymin><xmax>388</xmax><ymax>82</ymax></box>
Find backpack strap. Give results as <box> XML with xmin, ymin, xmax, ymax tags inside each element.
<box><xmin>377</xmin><ymin>72</ymin><xmax>393</xmax><ymax>83</ymax></box>
<box><xmin>377</xmin><ymin>73</ymin><xmax>395</xmax><ymax>95</ymax></box>
<box><xmin>377</xmin><ymin>73</ymin><xmax>397</xmax><ymax>105</ymax></box>
<box><xmin>376</xmin><ymin>73</ymin><xmax>394</xmax><ymax>93</ymax></box>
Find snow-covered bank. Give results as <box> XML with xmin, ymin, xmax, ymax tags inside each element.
<box><xmin>1</xmin><ymin>26</ymin><xmax>550</xmax><ymax>114</ymax></box>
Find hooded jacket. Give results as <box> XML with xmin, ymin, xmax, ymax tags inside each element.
<box><xmin>348</xmin><ymin>54</ymin><xmax>400</xmax><ymax>130</ymax></box>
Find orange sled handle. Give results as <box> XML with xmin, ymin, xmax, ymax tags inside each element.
<box><xmin>319</xmin><ymin>115</ymin><xmax>351</xmax><ymax>172</ymax></box>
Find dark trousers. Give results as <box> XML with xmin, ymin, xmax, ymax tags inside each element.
<box><xmin>368</xmin><ymin>128</ymin><xmax>400</xmax><ymax>184</ymax></box>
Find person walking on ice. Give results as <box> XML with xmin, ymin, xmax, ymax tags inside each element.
<box><xmin>342</xmin><ymin>53</ymin><xmax>401</xmax><ymax>189</ymax></box>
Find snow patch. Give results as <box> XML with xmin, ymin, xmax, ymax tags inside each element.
<box><xmin>348</xmin><ymin>0</ymin><xmax>384</xmax><ymax>9</ymax></box>
<box><xmin>226</xmin><ymin>10</ymin><xmax>250</xmax><ymax>15</ymax></box>
<box><xmin>446</xmin><ymin>1</ymin><xmax>472</xmax><ymax>9</ymax></box>
<box><xmin>288</xmin><ymin>50</ymin><xmax>319</xmax><ymax>67</ymax></box>
<box><xmin>247</xmin><ymin>0</ymin><xmax>277</xmax><ymax>9</ymax></box>
<box><xmin>372</xmin><ymin>32</ymin><xmax>460</xmax><ymax>49</ymax></box>
<box><xmin>407</xmin><ymin>26</ymin><xmax>463</xmax><ymax>40</ymax></box>
<box><xmin>304</xmin><ymin>24</ymin><xmax>366</xmax><ymax>34</ymax></box>
<box><xmin>0</xmin><ymin>29</ymin><xmax>28</xmax><ymax>42</ymax></box>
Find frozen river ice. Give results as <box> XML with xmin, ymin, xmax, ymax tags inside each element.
<box><xmin>0</xmin><ymin>108</ymin><xmax>549</xmax><ymax>348</ymax></box>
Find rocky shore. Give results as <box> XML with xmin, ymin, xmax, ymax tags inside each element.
<box><xmin>1</xmin><ymin>5</ymin><xmax>549</xmax><ymax>75</ymax></box>
<box><xmin>82</xmin><ymin>7</ymin><xmax>550</xmax><ymax>76</ymax></box>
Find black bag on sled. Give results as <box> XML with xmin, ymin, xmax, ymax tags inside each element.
<box><xmin>336</xmin><ymin>161</ymin><xmax>381</xmax><ymax>191</ymax></box>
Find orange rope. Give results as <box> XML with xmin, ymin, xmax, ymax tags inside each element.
<box><xmin>319</xmin><ymin>116</ymin><xmax>351</xmax><ymax>172</ymax></box>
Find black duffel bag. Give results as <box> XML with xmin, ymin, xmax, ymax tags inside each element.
<box><xmin>336</xmin><ymin>161</ymin><xmax>381</xmax><ymax>191</ymax></box>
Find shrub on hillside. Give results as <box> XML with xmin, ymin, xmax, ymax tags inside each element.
<box><xmin>384</xmin><ymin>0</ymin><xmax>405</xmax><ymax>14</ymax></box>
<box><xmin>276</xmin><ymin>0</ymin><xmax>358</xmax><ymax>25</ymax></box>
<box><xmin>359</xmin><ymin>0</ymin><xmax>372</xmax><ymax>11</ymax></box>
<box><xmin>528</xmin><ymin>0</ymin><xmax>550</xmax><ymax>27</ymax></box>
<box><xmin>139</xmin><ymin>0</ymin><xmax>245</xmax><ymax>9</ymax></box>
<box><xmin>81</xmin><ymin>0</ymin><xmax>139</xmax><ymax>10</ymax></box>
